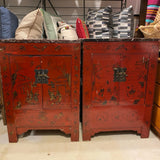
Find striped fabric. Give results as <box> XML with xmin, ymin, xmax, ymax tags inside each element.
<box><xmin>86</xmin><ymin>6</ymin><xmax>113</xmax><ymax>39</ymax></box>
<box><xmin>146</xmin><ymin>0</ymin><xmax>160</xmax><ymax>25</ymax></box>
<box><xmin>113</xmin><ymin>5</ymin><xmax>134</xmax><ymax>38</ymax></box>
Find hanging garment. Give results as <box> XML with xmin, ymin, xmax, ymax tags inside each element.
<box><xmin>146</xmin><ymin>0</ymin><xmax>160</xmax><ymax>25</ymax></box>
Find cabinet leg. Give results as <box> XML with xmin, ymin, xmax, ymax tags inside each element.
<box><xmin>71</xmin><ymin>127</ymin><xmax>79</xmax><ymax>141</ymax></box>
<box><xmin>7</xmin><ymin>126</ymin><xmax>18</xmax><ymax>143</ymax></box>
<box><xmin>8</xmin><ymin>133</ymin><xmax>18</xmax><ymax>143</ymax></box>
<box><xmin>2</xmin><ymin>106</ymin><xmax>7</xmax><ymax>125</ymax></box>
<box><xmin>141</xmin><ymin>126</ymin><xmax>150</xmax><ymax>138</ymax></box>
<box><xmin>9</xmin><ymin>135</ymin><xmax>18</xmax><ymax>143</ymax></box>
<box><xmin>83</xmin><ymin>131</ymin><xmax>91</xmax><ymax>141</ymax></box>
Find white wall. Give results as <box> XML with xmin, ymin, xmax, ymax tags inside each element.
<box><xmin>0</xmin><ymin>0</ymin><xmax>141</xmax><ymax>26</ymax></box>
<box><xmin>127</xmin><ymin>0</ymin><xmax>141</xmax><ymax>15</ymax></box>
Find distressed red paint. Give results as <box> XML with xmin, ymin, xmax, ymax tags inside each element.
<box><xmin>82</xmin><ymin>40</ymin><xmax>159</xmax><ymax>140</ymax></box>
<box><xmin>0</xmin><ymin>40</ymin><xmax>81</xmax><ymax>142</ymax></box>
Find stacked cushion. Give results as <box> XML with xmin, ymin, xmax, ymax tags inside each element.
<box><xmin>86</xmin><ymin>5</ymin><xmax>134</xmax><ymax>39</ymax></box>
<box><xmin>0</xmin><ymin>7</ymin><xmax>18</xmax><ymax>39</ymax></box>
<box><xmin>86</xmin><ymin>6</ymin><xmax>113</xmax><ymax>39</ymax></box>
<box><xmin>40</xmin><ymin>8</ymin><xmax>62</xmax><ymax>40</ymax></box>
<box><xmin>76</xmin><ymin>18</ymin><xmax>89</xmax><ymax>39</ymax></box>
<box><xmin>15</xmin><ymin>8</ymin><xmax>62</xmax><ymax>40</ymax></box>
<box><xmin>7</xmin><ymin>6</ymin><xmax>134</xmax><ymax>40</ymax></box>
<box><xmin>113</xmin><ymin>5</ymin><xmax>134</xmax><ymax>38</ymax></box>
<box><xmin>15</xmin><ymin>9</ymin><xmax>44</xmax><ymax>39</ymax></box>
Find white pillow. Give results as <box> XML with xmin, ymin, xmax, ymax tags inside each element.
<box><xmin>15</xmin><ymin>9</ymin><xmax>44</xmax><ymax>39</ymax></box>
<box><xmin>57</xmin><ymin>21</ymin><xmax>78</xmax><ymax>40</ymax></box>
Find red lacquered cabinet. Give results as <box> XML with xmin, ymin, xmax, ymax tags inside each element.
<box><xmin>82</xmin><ymin>39</ymin><xmax>159</xmax><ymax>140</ymax></box>
<box><xmin>0</xmin><ymin>40</ymin><xmax>80</xmax><ymax>142</ymax></box>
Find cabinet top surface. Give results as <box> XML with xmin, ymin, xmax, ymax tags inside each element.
<box><xmin>0</xmin><ymin>39</ymin><xmax>159</xmax><ymax>43</ymax></box>
<box><xmin>0</xmin><ymin>39</ymin><xmax>81</xmax><ymax>43</ymax></box>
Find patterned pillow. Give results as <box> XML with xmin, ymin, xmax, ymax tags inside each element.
<box><xmin>76</xmin><ymin>18</ymin><xmax>89</xmax><ymax>38</ymax></box>
<box><xmin>86</xmin><ymin>6</ymin><xmax>113</xmax><ymax>39</ymax></box>
<box><xmin>57</xmin><ymin>21</ymin><xmax>78</xmax><ymax>40</ymax></box>
<box><xmin>113</xmin><ymin>6</ymin><xmax>134</xmax><ymax>38</ymax></box>
<box><xmin>0</xmin><ymin>7</ymin><xmax>18</xmax><ymax>39</ymax></box>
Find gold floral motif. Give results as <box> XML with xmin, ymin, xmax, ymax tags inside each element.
<box><xmin>26</xmin><ymin>83</ymin><xmax>39</xmax><ymax>104</ymax></box>
<box><xmin>48</xmin><ymin>89</ymin><xmax>62</xmax><ymax>104</ymax></box>
<box><xmin>16</xmin><ymin>101</ymin><xmax>21</xmax><ymax>109</ymax></box>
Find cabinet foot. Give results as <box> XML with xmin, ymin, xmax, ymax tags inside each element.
<box><xmin>141</xmin><ymin>127</ymin><xmax>149</xmax><ymax>138</ymax></box>
<box><xmin>1</xmin><ymin>106</ymin><xmax>7</xmax><ymax>125</ymax></box>
<box><xmin>83</xmin><ymin>132</ymin><xmax>91</xmax><ymax>141</ymax></box>
<box><xmin>7</xmin><ymin>125</ymin><xmax>18</xmax><ymax>142</ymax></box>
<box><xmin>71</xmin><ymin>128</ymin><xmax>79</xmax><ymax>141</ymax></box>
<box><xmin>8</xmin><ymin>132</ymin><xmax>18</xmax><ymax>143</ymax></box>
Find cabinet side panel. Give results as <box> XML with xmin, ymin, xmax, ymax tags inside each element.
<box><xmin>0</xmin><ymin>51</ymin><xmax>18</xmax><ymax>142</ymax></box>
<box><xmin>142</xmin><ymin>42</ymin><xmax>159</xmax><ymax>137</ymax></box>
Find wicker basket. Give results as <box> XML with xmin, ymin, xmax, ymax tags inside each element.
<box><xmin>139</xmin><ymin>21</ymin><xmax>160</xmax><ymax>38</ymax></box>
<box><xmin>139</xmin><ymin>7</ymin><xmax>160</xmax><ymax>38</ymax></box>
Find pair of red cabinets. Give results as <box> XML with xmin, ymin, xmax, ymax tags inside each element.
<box><xmin>0</xmin><ymin>39</ymin><xmax>159</xmax><ymax>142</ymax></box>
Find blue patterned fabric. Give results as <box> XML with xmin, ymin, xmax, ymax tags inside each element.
<box><xmin>86</xmin><ymin>6</ymin><xmax>113</xmax><ymax>39</ymax></box>
<box><xmin>0</xmin><ymin>7</ymin><xmax>18</xmax><ymax>39</ymax></box>
<box><xmin>113</xmin><ymin>5</ymin><xmax>134</xmax><ymax>38</ymax></box>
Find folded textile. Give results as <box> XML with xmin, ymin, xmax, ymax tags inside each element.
<box><xmin>146</xmin><ymin>0</ymin><xmax>160</xmax><ymax>25</ymax></box>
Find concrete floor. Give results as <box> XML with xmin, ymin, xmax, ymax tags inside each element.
<box><xmin>0</xmin><ymin>119</ymin><xmax>160</xmax><ymax>160</ymax></box>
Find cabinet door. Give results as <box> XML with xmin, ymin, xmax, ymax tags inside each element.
<box><xmin>42</xmin><ymin>56</ymin><xmax>72</xmax><ymax>109</ymax></box>
<box><xmin>10</xmin><ymin>56</ymin><xmax>42</xmax><ymax>110</ymax></box>
<box><xmin>119</xmin><ymin>52</ymin><xmax>148</xmax><ymax>106</ymax></box>
<box><xmin>83</xmin><ymin>42</ymin><xmax>120</xmax><ymax>107</ymax></box>
<box><xmin>90</xmin><ymin>54</ymin><xmax>120</xmax><ymax>106</ymax></box>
